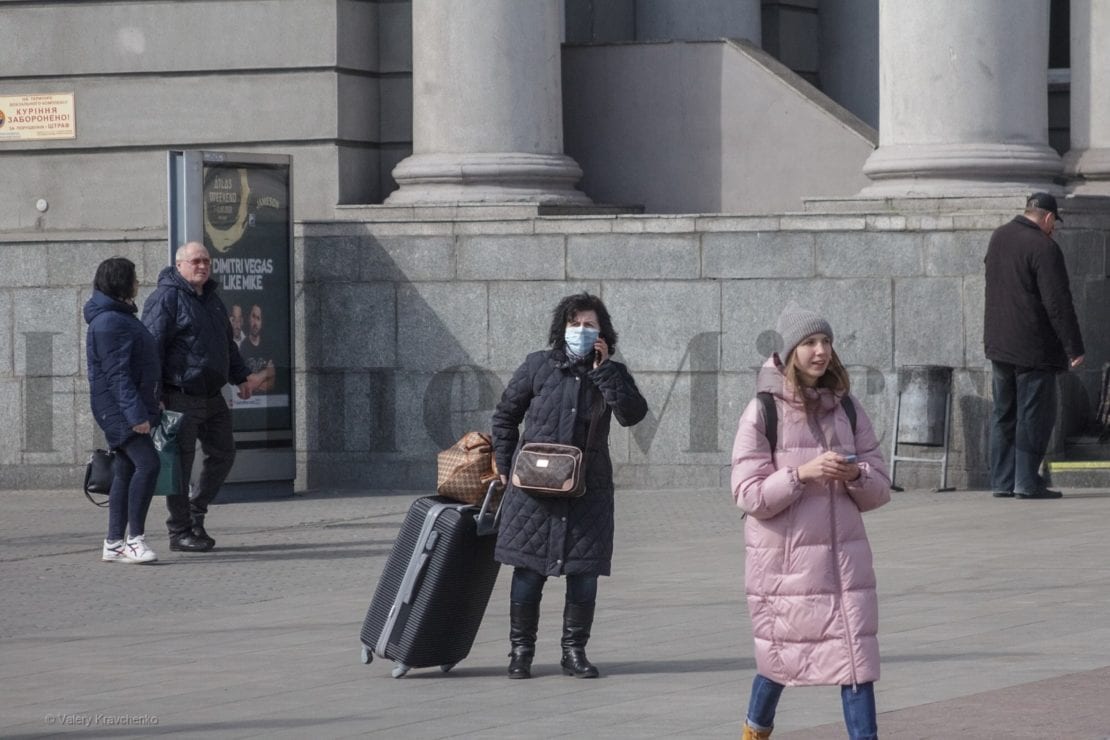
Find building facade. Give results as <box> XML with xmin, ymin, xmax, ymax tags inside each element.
<box><xmin>1</xmin><ymin>0</ymin><xmax>1108</xmax><ymax>491</ymax></box>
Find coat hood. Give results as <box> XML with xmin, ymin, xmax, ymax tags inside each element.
<box><xmin>156</xmin><ymin>264</ymin><xmax>218</xmax><ymax>294</ymax></box>
<box><xmin>83</xmin><ymin>289</ymin><xmax>137</xmax><ymax>324</ymax></box>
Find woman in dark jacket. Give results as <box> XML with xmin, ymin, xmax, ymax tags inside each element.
<box><xmin>85</xmin><ymin>257</ymin><xmax>162</xmax><ymax>564</ymax></box>
<box><xmin>492</xmin><ymin>293</ymin><xmax>648</xmax><ymax>680</ymax></box>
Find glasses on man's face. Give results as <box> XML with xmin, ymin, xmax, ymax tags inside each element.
<box><xmin>179</xmin><ymin>257</ymin><xmax>211</xmax><ymax>267</ymax></box>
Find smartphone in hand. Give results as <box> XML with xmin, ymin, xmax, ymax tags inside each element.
<box><xmin>842</xmin><ymin>454</ymin><xmax>858</xmax><ymax>464</ymax></box>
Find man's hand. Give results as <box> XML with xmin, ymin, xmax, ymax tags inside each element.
<box><xmin>1070</xmin><ymin>355</ymin><xmax>1085</xmax><ymax>368</ymax></box>
<box><xmin>132</xmin><ymin>421</ymin><xmax>151</xmax><ymax>434</ymax></box>
<box><xmin>237</xmin><ymin>380</ymin><xmax>253</xmax><ymax>400</ymax></box>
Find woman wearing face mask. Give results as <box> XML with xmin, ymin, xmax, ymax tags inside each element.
<box><xmin>492</xmin><ymin>292</ymin><xmax>648</xmax><ymax>680</ymax></box>
<box><xmin>731</xmin><ymin>303</ymin><xmax>891</xmax><ymax>740</ymax></box>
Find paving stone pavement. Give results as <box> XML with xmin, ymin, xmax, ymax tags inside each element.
<box><xmin>2</xmin><ymin>486</ymin><xmax>1110</xmax><ymax>738</ymax></box>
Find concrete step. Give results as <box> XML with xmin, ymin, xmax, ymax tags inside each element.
<box><xmin>1048</xmin><ymin>436</ymin><xmax>1110</xmax><ymax>488</ymax></box>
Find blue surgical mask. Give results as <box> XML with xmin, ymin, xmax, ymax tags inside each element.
<box><xmin>564</xmin><ymin>326</ymin><xmax>600</xmax><ymax>358</ymax></box>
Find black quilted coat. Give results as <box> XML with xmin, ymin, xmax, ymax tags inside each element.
<box><xmin>492</xmin><ymin>350</ymin><xmax>648</xmax><ymax>577</ymax></box>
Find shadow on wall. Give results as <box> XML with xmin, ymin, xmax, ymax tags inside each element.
<box><xmin>563</xmin><ymin>41</ymin><xmax>723</xmax><ymax>212</ymax></box>
<box><xmin>958</xmin><ymin>394</ymin><xmax>992</xmax><ymax>490</ymax></box>
<box><xmin>300</xmin><ymin>237</ymin><xmax>500</xmax><ymax>490</ymax></box>
<box><xmin>298</xmin><ymin>232</ymin><xmax>606</xmax><ymax>491</ymax></box>
<box><xmin>562</xmin><ymin>39</ymin><xmax>875</xmax><ymax>214</ymax></box>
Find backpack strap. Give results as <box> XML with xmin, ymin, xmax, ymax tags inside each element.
<box><xmin>756</xmin><ymin>391</ymin><xmax>777</xmax><ymax>457</ymax></box>
<box><xmin>757</xmin><ymin>392</ymin><xmax>855</xmax><ymax>456</ymax></box>
<box><xmin>841</xmin><ymin>395</ymin><xmax>857</xmax><ymax>435</ymax></box>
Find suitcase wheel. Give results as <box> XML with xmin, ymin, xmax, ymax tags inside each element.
<box><xmin>440</xmin><ymin>663</ymin><xmax>456</xmax><ymax>673</ymax></box>
<box><xmin>360</xmin><ymin>645</ymin><xmax>373</xmax><ymax>665</ymax></box>
<box><xmin>391</xmin><ymin>664</ymin><xmax>410</xmax><ymax>679</ymax></box>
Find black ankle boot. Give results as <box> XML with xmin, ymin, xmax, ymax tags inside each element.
<box><xmin>560</xmin><ymin>601</ymin><xmax>599</xmax><ymax>678</ymax></box>
<box><xmin>191</xmin><ymin>515</ymin><xmax>216</xmax><ymax>549</ymax></box>
<box><xmin>508</xmin><ymin>601</ymin><xmax>540</xmax><ymax>679</ymax></box>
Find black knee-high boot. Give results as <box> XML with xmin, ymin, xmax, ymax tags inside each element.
<box><xmin>508</xmin><ymin>601</ymin><xmax>540</xmax><ymax>679</ymax></box>
<box><xmin>560</xmin><ymin>601</ymin><xmax>599</xmax><ymax>678</ymax></box>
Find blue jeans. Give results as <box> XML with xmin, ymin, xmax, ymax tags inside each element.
<box><xmin>510</xmin><ymin>567</ymin><xmax>598</xmax><ymax>605</ymax></box>
<box><xmin>107</xmin><ymin>433</ymin><xmax>160</xmax><ymax>542</ymax></box>
<box><xmin>746</xmin><ymin>674</ymin><xmax>877</xmax><ymax>740</ymax></box>
<box><xmin>989</xmin><ymin>361</ymin><xmax>1057</xmax><ymax>494</ymax></box>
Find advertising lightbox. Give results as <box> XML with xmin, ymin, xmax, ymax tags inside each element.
<box><xmin>167</xmin><ymin>151</ymin><xmax>295</xmax><ymax>493</ymax></box>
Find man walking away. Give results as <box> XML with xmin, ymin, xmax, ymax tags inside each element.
<box><xmin>984</xmin><ymin>193</ymin><xmax>1084</xmax><ymax>500</ymax></box>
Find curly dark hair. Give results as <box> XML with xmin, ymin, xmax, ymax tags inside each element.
<box><xmin>93</xmin><ymin>257</ymin><xmax>137</xmax><ymax>303</ymax></box>
<box><xmin>547</xmin><ymin>293</ymin><xmax>618</xmax><ymax>351</ymax></box>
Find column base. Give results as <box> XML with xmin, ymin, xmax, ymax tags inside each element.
<box><xmin>860</xmin><ymin>142</ymin><xmax>1064</xmax><ymax>196</ymax></box>
<box><xmin>1064</xmin><ymin>148</ymin><xmax>1110</xmax><ymax>196</ymax></box>
<box><xmin>386</xmin><ymin>152</ymin><xmax>592</xmax><ymax>205</ymax></box>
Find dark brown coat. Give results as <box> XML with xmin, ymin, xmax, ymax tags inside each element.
<box><xmin>984</xmin><ymin>216</ymin><xmax>1084</xmax><ymax>370</ymax></box>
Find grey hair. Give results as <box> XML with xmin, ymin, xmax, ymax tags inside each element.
<box><xmin>175</xmin><ymin>241</ymin><xmax>208</xmax><ymax>262</ymax></box>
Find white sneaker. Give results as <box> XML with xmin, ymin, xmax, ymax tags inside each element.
<box><xmin>123</xmin><ymin>535</ymin><xmax>158</xmax><ymax>564</ymax></box>
<box><xmin>102</xmin><ymin>539</ymin><xmax>127</xmax><ymax>563</ymax></box>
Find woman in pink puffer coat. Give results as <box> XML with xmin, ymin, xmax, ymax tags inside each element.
<box><xmin>731</xmin><ymin>303</ymin><xmax>891</xmax><ymax>740</ymax></box>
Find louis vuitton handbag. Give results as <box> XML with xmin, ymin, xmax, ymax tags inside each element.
<box><xmin>436</xmin><ymin>431</ymin><xmax>501</xmax><ymax>505</ymax></box>
<box><xmin>511</xmin><ymin>396</ymin><xmax>603</xmax><ymax>499</ymax></box>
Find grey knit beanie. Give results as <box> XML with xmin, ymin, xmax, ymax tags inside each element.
<box><xmin>776</xmin><ymin>302</ymin><xmax>834</xmax><ymax>360</ymax></box>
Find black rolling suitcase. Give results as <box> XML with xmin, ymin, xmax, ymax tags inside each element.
<box><xmin>359</xmin><ymin>483</ymin><xmax>501</xmax><ymax>677</ymax></box>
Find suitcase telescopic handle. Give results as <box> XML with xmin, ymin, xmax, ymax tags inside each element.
<box><xmin>476</xmin><ymin>480</ymin><xmax>502</xmax><ymax>537</ymax></box>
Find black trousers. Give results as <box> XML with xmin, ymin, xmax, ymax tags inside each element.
<box><xmin>163</xmin><ymin>391</ymin><xmax>236</xmax><ymax>536</ymax></box>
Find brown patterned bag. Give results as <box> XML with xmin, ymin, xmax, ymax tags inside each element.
<box><xmin>436</xmin><ymin>431</ymin><xmax>500</xmax><ymax>505</ymax></box>
<box><xmin>511</xmin><ymin>443</ymin><xmax>588</xmax><ymax>497</ymax></box>
<box><xmin>511</xmin><ymin>395</ymin><xmax>604</xmax><ymax>499</ymax></box>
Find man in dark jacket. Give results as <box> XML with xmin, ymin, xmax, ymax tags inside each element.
<box><xmin>984</xmin><ymin>192</ymin><xmax>1085</xmax><ymax>500</ymax></box>
<box><xmin>143</xmin><ymin>241</ymin><xmax>263</xmax><ymax>551</ymax></box>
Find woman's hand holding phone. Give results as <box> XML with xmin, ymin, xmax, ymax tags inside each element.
<box><xmin>593</xmin><ymin>337</ymin><xmax>609</xmax><ymax>368</ymax></box>
<box><xmin>798</xmin><ymin>451</ymin><xmax>860</xmax><ymax>482</ymax></box>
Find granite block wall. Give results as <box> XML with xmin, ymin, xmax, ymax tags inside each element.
<box><xmin>287</xmin><ymin>206</ymin><xmax>1109</xmax><ymax>492</ymax></box>
<box><xmin>3</xmin><ymin>205</ymin><xmax>1108</xmax><ymax>491</ymax></box>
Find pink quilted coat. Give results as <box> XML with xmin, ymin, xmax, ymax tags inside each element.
<box><xmin>731</xmin><ymin>359</ymin><xmax>891</xmax><ymax>687</ymax></box>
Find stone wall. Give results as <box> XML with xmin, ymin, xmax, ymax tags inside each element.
<box><xmin>563</xmin><ymin>40</ymin><xmax>876</xmax><ymax>214</ymax></box>
<box><xmin>290</xmin><ymin>199</ymin><xmax>1109</xmax><ymax>492</ymax></box>
<box><xmin>2</xmin><ymin>199</ymin><xmax>1106</xmax><ymax>491</ymax></box>
<box><xmin>0</xmin><ymin>0</ymin><xmax>409</xmax><ymax>231</ymax></box>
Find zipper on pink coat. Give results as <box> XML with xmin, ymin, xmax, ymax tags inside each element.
<box><xmin>826</xmin><ymin>478</ymin><xmax>860</xmax><ymax>690</ymax></box>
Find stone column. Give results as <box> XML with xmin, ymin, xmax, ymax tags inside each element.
<box><xmin>861</xmin><ymin>0</ymin><xmax>1062</xmax><ymax>196</ymax></box>
<box><xmin>386</xmin><ymin>0</ymin><xmax>589</xmax><ymax>205</ymax></box>
<box><xmin>1065</xmin><ymin>0</ymin><xmax>1110</xmax><ymax>195</ymax></box>
<box><xmin>634</xmin><ymin>0</ymin><xmax>761</xmax><ymax>45</ymax></box>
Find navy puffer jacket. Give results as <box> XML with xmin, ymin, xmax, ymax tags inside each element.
<box><xmin>492</xmin><ymin>350</ymin><xmax>648</xmax><ymax>577</ymax></box>
<box><xmin>84</xmin><ymin>290</ymin><xmax>161</xmax><ymax>448</ymax></box>
<box><xmin>141</xmin><ymin>266</ymin><xmax>249</xmax><ymax>397</ymax></box>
